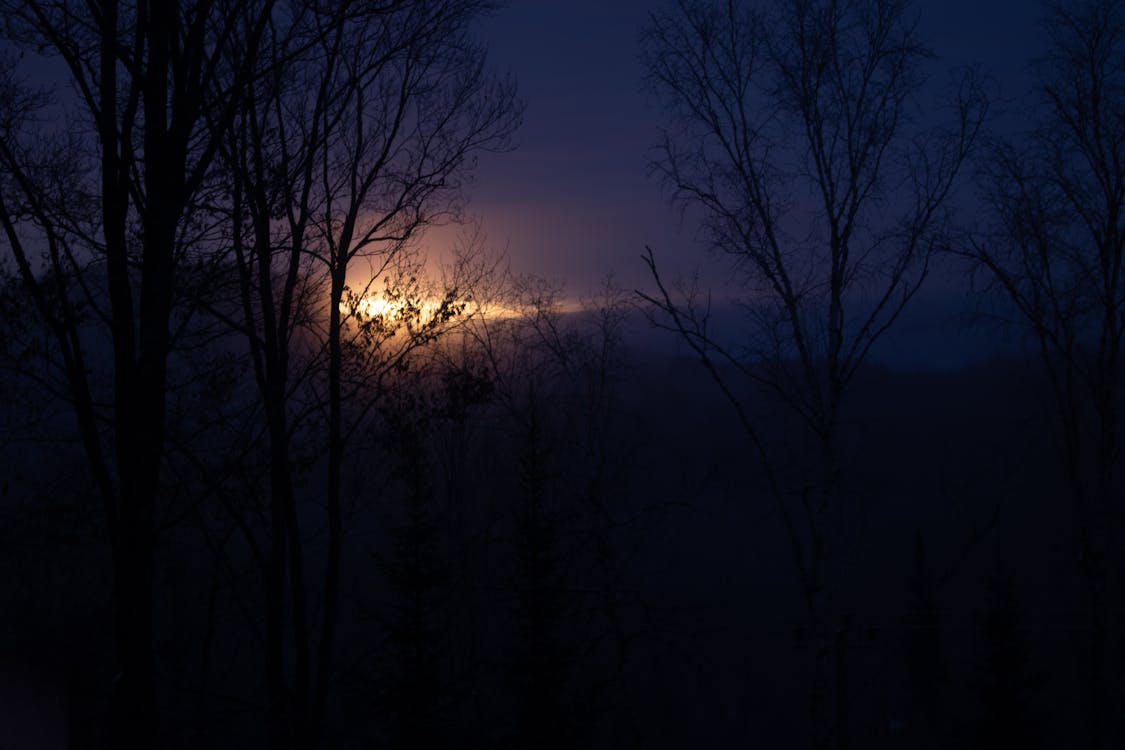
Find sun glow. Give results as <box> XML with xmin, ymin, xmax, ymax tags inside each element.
<box><xmin>344</xmin><ymin>292</ymin><xmax>520</xmax><ymax>325</ymax></box>
<box><xmin>352</xmin><ymin>295</ymin><xmax>402</xmax><ymax>319</ymax></box>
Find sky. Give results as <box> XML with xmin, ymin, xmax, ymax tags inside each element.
<box><xmin>458</xmin><ymin>0</ymin><xmax>1045</xmax><ymax>300</ymax></box>
<box><xmin>457</xmin><ymin>0</ymin><xmax>696</xmax><ymax>293</ymax></box>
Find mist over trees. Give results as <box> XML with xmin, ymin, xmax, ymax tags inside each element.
<box><xmin>0</xmin><ymin>0</ymin><xmax>1121</xmax><ymax>749</ymax></box>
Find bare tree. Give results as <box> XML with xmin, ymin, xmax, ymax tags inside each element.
<box><xmin>0</xmin><ymin>2</ymin><xmax>276</xmax><ymax>745</ymax></box>
<box><xmin>215</xmin><ymin>2</ymin><xmax>519</xmax><ymax>747</ymax></box>
<box><xmin>964</xmin><ymin>2</ymin><xmax>1125</xmax><ymax>746</ymax></box>
<box><xmin>639</xmin><ymin>0</ymin><xmax>985</xmax><ymax>745</ymax></box>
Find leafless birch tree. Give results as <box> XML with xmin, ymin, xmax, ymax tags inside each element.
<box><xmin>639</xmin><ymin>0</ymin><xmax>985</xmax><ymax>745</ymax></box>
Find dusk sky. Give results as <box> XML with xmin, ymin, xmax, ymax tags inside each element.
<box><xmin>460</xmin><ymin>0</ymin><xmax>1044</xmax><ymax>297</ymax></box>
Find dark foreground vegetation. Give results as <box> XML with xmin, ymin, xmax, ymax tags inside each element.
<box><xmin>0</xmin><ymin>308</ymin><xmax>1114</xmax><ymax>748</ymax></box>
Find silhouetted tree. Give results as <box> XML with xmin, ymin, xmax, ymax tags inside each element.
<box><xmin>212</xmin><ymin>2</ymin><xmax>518</xmax><ymax>745</ymax></box>
<box><xmin>0</xmin><ymin>2</ymin><xmax>518</xmax><ymax>746</ymax></box>
<box><xmin>0</xmin><ymin>3</ymin><xmax>275</xmax><ymax>744</ymax></box>
<box><xmin>639</xmin><ymin>0</ymin><xmax>986</xmax><ymax>745</ymax></box>
<box><xmin>903</xmin><ymin>532</ymin><xmax>946</xmax><ymax>747</ymax></box>
<box><xmin>509</xmin><ymin>394</ymin><xmax>572</xmax><ymax>750</ymax></box>
<box><xmin>375</xmin><ymin>389</ymin><xmax>456</xmax><ymax>750</ymax></box>
<box><xmin>448</xmin><ymin>272</ymin><xmax>644</xmax><ymax>748</ymax></box>
<box><xmin>457</xmin><ymin>280</ymin><xmax>574</xmax><ymax>748</ymax></box>
<box><xmin>974</xmin><ymin>571</ymin><xmax>1040</xmax><ymax>750</ymax></box>
<box><xmin>965</xmin><ymin>2</ymin><xmax>1125</xmax><ymax>745</ymax></box>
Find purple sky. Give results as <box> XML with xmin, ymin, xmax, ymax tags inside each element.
<box><xmin>458</xmin><ymin>0</ymin><xmax>1044</xmax><ymax>298</ymax></box>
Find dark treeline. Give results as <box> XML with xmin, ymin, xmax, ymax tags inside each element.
<box><xmin>0</xmin><ymin>0</ymin><xmax>1123</xmax><ymax>749</ymax></box>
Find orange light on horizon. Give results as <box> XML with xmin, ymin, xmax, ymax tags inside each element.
<box><xmin>343</xmin><ymin>292</ymin><xmax>523</xmax><ymax>325</ymax></box>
